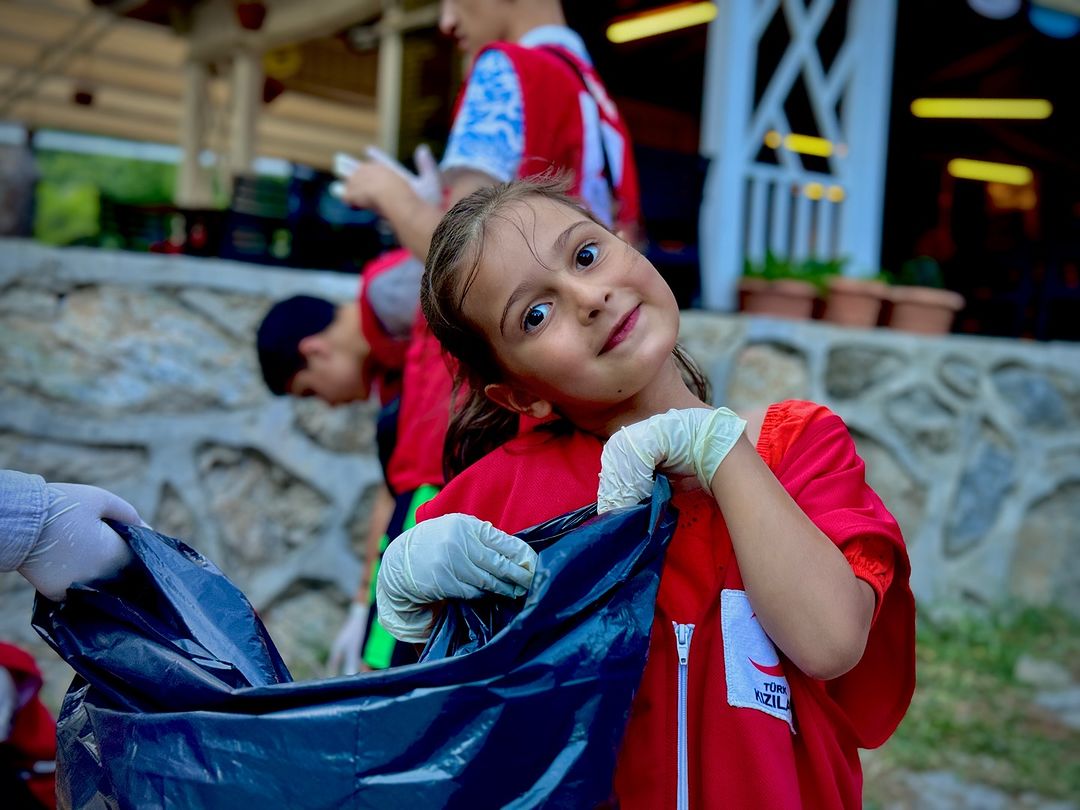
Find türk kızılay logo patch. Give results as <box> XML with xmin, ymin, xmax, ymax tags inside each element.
<box><xmin>721</xmin><ymin>589</ymin><xmax>795</xmax><ymax>732</ymax></box>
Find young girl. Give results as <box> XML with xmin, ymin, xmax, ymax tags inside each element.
<box><xmin>376</xmin><ymin>178</ymin><xmax>915</xmax><ymax>809</ymax></box>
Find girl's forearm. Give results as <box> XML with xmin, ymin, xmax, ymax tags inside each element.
<box><xmin>710</xmin><ymin>437</ymin><xmax>875</xmax><ymax>680</ymax></box>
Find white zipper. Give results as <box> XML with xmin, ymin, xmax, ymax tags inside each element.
<box><xmin>673</xmin><ymin>621</ymin><xmax>695</xmax><ymax>810</ymax></box>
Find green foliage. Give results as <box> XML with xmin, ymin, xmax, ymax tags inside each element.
<box><xmin>742</xmin><ymin>250</ymin><xmax>846</xmax><ymax>294</ymax></box>
<box><xmin>887</xmin><ymin>255</ymin><xmax>946</xmax><ymax>288</ymax></box>
<box><xmin>32</xmin><ymin>149</ymin><xmax>178</xmax><ymax>246</ymax></box>
<box><xmin>35</xmin><ymin>149</ymin><xmax>177</xmax><ymax>204</ymax></box>
<box><xmin>875</xmin><ymin>606</ymin><xmax>1080</xmax><ymax>801</ymax></box>
<box><xmin>34</xmin><ymin>181</ymin><xmax>100</xmax><ymax>246</ymax></box>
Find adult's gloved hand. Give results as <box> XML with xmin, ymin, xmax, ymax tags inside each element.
<box><xmin>376</xmin><ymin>514</ymin><xmax>537</xmax><ymax>644</ymax></box>
<box><xmin>597</xmin><ymin>408</ymin><xmax>747</xmax><ymax>514</ymax></box>
<box><xmin>331</xmin><ymin>144</ymin><xmax>442</xmax><ymax>206</ymax></box>
<box><xmin>17</xmin><ymin>483</ymin><xmax>142</xmax><ymax>602</ymax></box>
<box><xmin>326</xmin><ymin>601</ymin><xmax>369</xmax><ymax>676</ymax></box>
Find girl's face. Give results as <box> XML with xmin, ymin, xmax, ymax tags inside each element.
<box><xmin>460</xmin><ymin>196</ymin><xmax>681</xmax><ymax>423</ymax></box>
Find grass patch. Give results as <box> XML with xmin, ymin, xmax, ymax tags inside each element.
<box><xmin>868</xmin><ymin>606</ymin><xmax>1080</xmax><ymax>802</ymax></box>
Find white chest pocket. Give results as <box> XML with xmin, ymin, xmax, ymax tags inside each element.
<box><xmin>721</xmin><ymin>589</ymin><xmax>795</xmax><ymax>732</ymax></box>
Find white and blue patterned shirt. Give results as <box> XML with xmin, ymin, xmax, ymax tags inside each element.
<box><xmin>440</xmin><ymin>26</ymin><xmax>593</xmax><ymax>186</ymax></box>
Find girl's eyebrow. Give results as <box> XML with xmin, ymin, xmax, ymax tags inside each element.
<box><xmin>551</xmin><ymin>220</ymin><xmax>591</xmax><ymax>260</ymax></box>
<box><xmin>499</xmin><ymin>281</ymin><xmax>531</xmax><ymax>337</ymax></box>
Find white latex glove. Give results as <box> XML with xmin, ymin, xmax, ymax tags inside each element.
<box><xmin>17</xmin><ymin>483</ymin><xmax>142</xmax><ymax>601</ymax></box>
<box><xmin>597</xmin><ymin>408</ymin><xmax>747</xmax><ymax>514</ymax></box>
<box><xmin>326</xmin><ymin>601</ymin><xmax>369</xmax><ymax>676</ymax></box>
<box><xmin>0</xmin><ymin>666</ymin><xmax>15</xmax><ymax>741</ymax></box>
<box><xmin>376</xmin><ymin>513</ymin><xmax>538</xmax><ymax>644</ymax></box>
<box><xmin>330</xmin><ymin>144</ymin><xmax>442</xmax><ymax>206</ymax></box>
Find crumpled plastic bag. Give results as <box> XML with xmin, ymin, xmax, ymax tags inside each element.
<box><xmin>33</xmin><ymin>479</ymin><xmax>675</xmax><ymax>810</ymax></box>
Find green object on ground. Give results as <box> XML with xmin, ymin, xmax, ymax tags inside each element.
<box><xmin>362</xmin><ymin>484</ymin><xmax>442</xmax><ymax>669</ymax></box>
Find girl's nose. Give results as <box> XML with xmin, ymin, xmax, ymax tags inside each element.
<box><xmin>572</xmin><ymin>279</ymin><xmax>611</xmax><ymax>323</ymax></box>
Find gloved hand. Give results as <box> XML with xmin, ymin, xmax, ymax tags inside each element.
<box><xmin>330</xmin><ymin>144</ymin><xmax>442</xmax><ymax>206</ymax></box>
<box><xmin>326</xmin><ymin>601</ymin><xmax>370</xmax><ymax>676</ymax></box>
<box><xmin>376</xmin><ymin>514</ymin><xmax>538</xmax><ymax>643</ymax></box>
<box><xmin>17</xmin><ymin>483</ymin><xmax>142</xmax><ymax>601</ymax></box>
<box><xmin>597</xmin><ymin>408</ymin><xmax>747</xmax><ymax>514</ymax></box>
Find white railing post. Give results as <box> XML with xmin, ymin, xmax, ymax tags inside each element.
<box><xmin>839</xmin><ymin>0</ymin><xmax>897</xmax><ymax>277</ymax></box>
<box><xmin>700</xmin><ymin>0</ymin><xmax>760</xmax><ymax>311</ymax></box>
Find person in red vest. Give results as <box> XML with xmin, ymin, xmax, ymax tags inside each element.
<box><xmin>256</xmin><ymin>247</ymin><xmax>429</xmax><ymax>674</ymax></box>
<box><xmin>338</xmin><ymin>0</ymin><xmax>641</xmax><ymax>259</ymax></box>
<box><xmin>374</xmin><ymin>179</ymin><xmax>916</xmax><ymax>808</ymax></box>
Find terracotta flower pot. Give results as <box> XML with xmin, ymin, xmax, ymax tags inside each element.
<box><xmin>738</xmin><ymin>277</ymin><xmax>818</xmax><ymax>320</ymax></box>
<box><xmin>822</xmin><ymin>276</ymin><xmax>887</xmax><ymax>328</ymax></box>
<box><xmin>885</xmin><ymin>285</ymin><xmax>965</xmax><ymax>335</ymax></box>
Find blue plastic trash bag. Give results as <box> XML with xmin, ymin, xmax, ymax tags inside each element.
<box><xmin>32</xmin><ymin>479</ymin><xmax>675</xmax><ymax>810</ymax></box>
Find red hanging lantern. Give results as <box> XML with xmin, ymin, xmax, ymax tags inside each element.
<box><xmin>234</xmin><ymin>1</ymin><xmax>267</xmax><ymax>31</ymax></box>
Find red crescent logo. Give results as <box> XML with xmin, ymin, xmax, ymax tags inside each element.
<box><xmin>749</xmin><ymin>658</ymin><xmax>785</xmax><ymax>677</ymax></box>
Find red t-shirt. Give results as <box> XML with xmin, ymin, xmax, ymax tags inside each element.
<box><xmin>357</xmin><ymin>248</ymin><xmax>414</xmax><ymax>405</ymax></box>
<box><xmin>418</xmin><ymin>400</ymin><xmax>915</xmax><ymax>809</ymax></box>
<box><xmin>0</xmin><ymin>643</ymin><xmax>57</xmax><ymax>809</ymax></box>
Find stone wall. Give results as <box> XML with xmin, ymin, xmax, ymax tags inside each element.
<box><xmin>2</xmin><ymin>241</ymin><xmax>1079</xmax><ymax>710</ymax></box>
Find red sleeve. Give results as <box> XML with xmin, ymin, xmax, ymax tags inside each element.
<box><xmin>764</xmin><ymin>401</ymin><xmax>916</xmax><ymax>749</ymax></box>
<box><xmin>385</xmin><ymin>315</ymin><xmax>454</xmax><ymax>492</ymax></box>
<box><xmin>0</xmin><ymin>642</ymin><xmax>56</xmax><ymax>771</ymax></box>
<box><xmin>357</xmin><ymin>248</ymin><xmax>414</xmax><ymax>372</ymax></box>
<box><xmin>417</xmin><ymin>429</ymin><xmax>603</xmax><ymax>534</ymax></box>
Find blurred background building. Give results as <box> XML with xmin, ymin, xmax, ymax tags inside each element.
<box><xmin>1</xmin><ymin>0</ymin><xmax>1076</xmax><ymax>338</ymax></box>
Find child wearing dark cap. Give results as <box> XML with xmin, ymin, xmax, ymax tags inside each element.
<box><xmin>255</xmin><ymin>248</ymin><xmax>450</xmax><ymax>676</ymax></box>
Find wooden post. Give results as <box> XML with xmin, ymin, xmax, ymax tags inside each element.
<box><xmin>177</xmin><ymin>60</ymin><xmax>212</xmax><ymax>208</ymax></box>
<box><xmin>377</xmin><ymin>2</ymin><xmax>404</xmax><ymax>156</ymax></box>
<box><xmin>229</xmin><ymin>47</ymin><xmax>261</xmax><ymax>178</ymax></box>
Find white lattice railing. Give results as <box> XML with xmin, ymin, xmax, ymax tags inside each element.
<box><xmin>700</xmin><ymin>0</ymin><xmax>897</xmax><ymax>308</ymax></box>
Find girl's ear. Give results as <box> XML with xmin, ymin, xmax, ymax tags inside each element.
<box><xmin>483</xmin><ymin>383</ymin><xmax>553</xmax><ymax>420</ymax></box>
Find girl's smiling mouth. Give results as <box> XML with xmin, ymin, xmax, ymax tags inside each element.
<box><xmin>601</xmin><ymin>304</ymin><xmax>641</xmax><ymax>354</ymax></box>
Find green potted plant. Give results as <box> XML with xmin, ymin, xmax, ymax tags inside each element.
<box><xmin>739</xmin><ymin>252</ymin><xmax>840</xmax><ymax>320</ymax></box>
<box><xmin>883</xmin><ymin>256</ymin><xmax>965</xmax><ymax>335</ymax></box>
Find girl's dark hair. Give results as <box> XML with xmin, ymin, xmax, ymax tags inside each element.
<box><xmin>422</xmin><ymin>175</ymin><xmax>710</xmax><ymax>480</ymax></box>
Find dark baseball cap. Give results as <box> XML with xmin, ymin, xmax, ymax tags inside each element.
<box><xmin>256</xmin><ymin>295</ymin><xmax>337</xmax><ymax>395</ymax></box>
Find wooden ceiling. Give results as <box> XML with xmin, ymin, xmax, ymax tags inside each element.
<box><xmin>0</xmin><ymin>0</ymin><xmax>388</xmax><ymax>169</ymax></box>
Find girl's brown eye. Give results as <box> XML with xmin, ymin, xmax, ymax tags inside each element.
<box><xmin>524</xmin><ymin>303</ymin><xmax>551</xmax><ymax>332</ymax></box>
<box><xmin>576</xmin><ymin>244</ymin><xmax>598</xmax><ymax>267</ymax></box>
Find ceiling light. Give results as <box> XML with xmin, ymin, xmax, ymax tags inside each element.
<box><xmin>607</xmin><ymin>2</ymin><xmax>718</xmax><ymax>44</ymax></box>
<box><xmin>911</xmin><ymin>98</ymin><xmax>1053</xmax><ymax>119</ymax></box>
<box><xmin>947</xmin><ymin>158</ymin><xmax>1033</xmax><ymax>186</ymax></box>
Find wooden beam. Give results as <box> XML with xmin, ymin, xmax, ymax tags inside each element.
<box><xmin>0</xmin><ymin>43</ymin><xmax>378</xmax><ymax>134</ymax></box>
<box><xmin>0</xmin><ymin>2</ymin><xmax>186</xmax><ymax>66</ymax></box>
<box><xmin>4</xmin><ymin>69</ymin><xmax>376</xmax><ymax>143</ymax></box>
<box><xmin>187</xmin><ymin>0</ymin><xmax>381</xmax><ymax>62</ymax></box>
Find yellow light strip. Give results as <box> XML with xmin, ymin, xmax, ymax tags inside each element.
<box><xmin>784</xmin><ymin>133</ymin><xmax>833</xmax><ymax>157</ymax></box>
<box><xmin>911</xmin><ymin>98</ymin><xmax>1053</xmax><ymax>119</ymax></box>
<box><xmin>947</xmin><ymin>158</ymin><xmax>1033</xmax><ymax>186</ymax></box>
<box><xmin>607</xmin><ymin>2</ymin><xmax>718</xmax><ymax>44</ymax></box>
<box><xmin>764</xmin><ymin>130</ymin><xmax>836</xmax><ymax>157</ymax></box>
